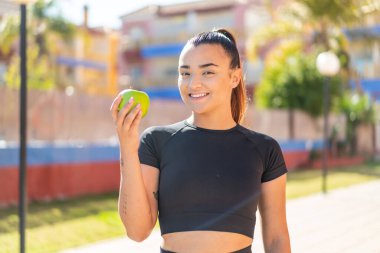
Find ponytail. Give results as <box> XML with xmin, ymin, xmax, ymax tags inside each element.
<box><xmin>231</xmin><ymin>75</ymin><xmax>247</xmax><ymax>124</ymax></box>
<box><xmin>214</xmin><ymin>29</ymin><xmax>247</xmax><ymax>124</ymax></box>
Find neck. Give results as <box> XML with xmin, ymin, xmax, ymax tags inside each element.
<box><xmin>187</xmin><ymin>113</ymin><xmax>237</xmax><ymax>130</ymax></box>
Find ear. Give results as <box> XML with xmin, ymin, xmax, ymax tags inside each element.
<box><xmin>230</xmin><ymin>68</ymin><xmax>241</xmax><ymax>89</ymax></box>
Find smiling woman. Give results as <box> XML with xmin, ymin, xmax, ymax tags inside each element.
<box><xmin>110</xmin><ymin>28</ymin><xmax>291</xmax><ymax>253</ymax></box>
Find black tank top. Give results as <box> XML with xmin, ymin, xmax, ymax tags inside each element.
<box><xmin>138</xmin><ymin>120</ymin><xmax>287</xmax><ymax>238</ymax></box>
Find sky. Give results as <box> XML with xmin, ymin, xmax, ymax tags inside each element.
<box><xmin>57</xmin><ymin>0</ymin><xmax>198</xmax><ymax>29</ymax></box>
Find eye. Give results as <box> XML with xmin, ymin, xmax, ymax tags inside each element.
<box><xmin>179</xmin><ymin>72</ymin><xmax>190</xmax><ymax>78</ymax></box>
<box><xmin>203</xmin><ymin>71</ymin><xmax>214</xmax><ymax>76</ymax></box>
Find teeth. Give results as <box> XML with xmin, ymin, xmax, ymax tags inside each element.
<box><xmin>190</xmin><ymin>93</ymin><xmax>208</xmax><ymax>98</ymax></box>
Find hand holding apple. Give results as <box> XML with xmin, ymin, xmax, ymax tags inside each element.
<box><xmin>118</xmin><ymin>89</ymin><xmax>150</xmax><ymax>118</ymax></box>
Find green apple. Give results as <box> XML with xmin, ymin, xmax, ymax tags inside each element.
<box><xmin>118</xmin><ymin>89</ymin><xmax>150</xmax><ymax>118</ymax></box>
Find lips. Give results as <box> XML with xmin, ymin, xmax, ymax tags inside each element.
<box><xmin>189</xmin><ymin>92</ymin><xmax>210</xmax><ymax>98</ymax></box>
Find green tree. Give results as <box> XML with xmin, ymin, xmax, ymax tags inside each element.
<box><xmin>249</xmin><ymin>0</ymin><xmax>379</xmax><ymax>58</ymax></box>
<box><xmin>1</xmin><ymin>0</ymin><xmax>75</xmax><ymax>90</ymax></box>
<box><xmin>250</xmin><ymin>0</ymin><xmax>379</xmax><ymax>140</ymax></box>
<box><xmin>0</xmin><ymin>16</ymin><xmax>19</xmax><ymax>57</ymax></box>
<box><xmin>31</xmin><ymin>0</ymin><xmax>75</xmax><ymax>56</ymax></box>
<box><xmin>339</xmin><ymin>92</ymin><xmax>376</xmax><ymax>155</ymax></box>
<box><xmin>5</xmin><ymin>47</ymin><xmax>54</xmax><ymax>90</ymax></box>
<box><xmin>256</xmin><ymin>40</ymin><xmax>341</xmax><ymax>116</ymax></box>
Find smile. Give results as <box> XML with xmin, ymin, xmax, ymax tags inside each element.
<box><xmin>189</xmin><ymin>93</ymin><xmax>209</xmax><ymax>98</ymax></box>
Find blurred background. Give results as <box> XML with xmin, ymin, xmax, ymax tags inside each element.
<box><xmin>0</xmin><ymin>0</ymin><xmax>380</xmax><ymax>252</ymax></box>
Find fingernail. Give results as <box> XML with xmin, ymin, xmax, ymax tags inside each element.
<box><xmin>128</xmin><ymin>97</ymin><xmax>134</xmax><ymax>103</ymax></box>
<box><xmin>136</xmin><ymin>103</ymin><xmax>141</xmax><ymax>108</ymax></box>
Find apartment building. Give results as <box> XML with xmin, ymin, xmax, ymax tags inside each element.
<box><xmin>55</xmin><ymin>6</ymin><xmax>119</xmax><ymax>96</ymax></box>
<box><xmin>344</xmin><ymin>8</ymin><xmax>380</xmax><ymax>102</ymax></box>
<box><xmin>119</xmin><ymin>0</ymin><xmax>285</xmax><ymax>94</ymax></box>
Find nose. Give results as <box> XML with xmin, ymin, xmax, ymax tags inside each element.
<box><xmin>188</xmin><ymin>74</ymin><xmax>202</xmax><ymax>89</ymax></box>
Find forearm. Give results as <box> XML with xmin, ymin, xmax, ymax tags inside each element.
<box><xmin>260</xmin><ymin>175</ymin><xmax>290</xmax><ymax>253</ymax></box>
<box><xmin>118</xmin><ymin>151</ymin><xmax>154</xmax><ymax>241</ymax></box>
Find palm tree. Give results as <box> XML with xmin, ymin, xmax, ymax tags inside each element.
<box><xmin>1</xmin><ymin>0</ymin><xmax>75</xmax><ymax>57</ymax></box>
<box><xmin>31</xmin><ymin>0</ymin><xmax>75</xmax><ymax>56</ymax></box>
<box><xmin>250</xmin><ymin>0</ymin><xmax>379</xmax><ymax>57</ymax></box>
<box><xmin>249</xmin><ymin>0</ymin><xmax>380</xmax><ymax>139</ymax></box>
<box><xmin>1</xmin><ymin>0</ymin><xmax>76</xmax><ymax>90</ymax></box>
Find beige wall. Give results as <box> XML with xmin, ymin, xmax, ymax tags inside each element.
<box><xmin>356</xmin><ymin>124</ymin><xmax>375</xmax><ymax>155</ymax></box>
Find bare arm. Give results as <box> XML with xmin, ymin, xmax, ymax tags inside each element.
<box><xmin>118</xmin><ymin>159</ymin><xmax>159</xmax><ymax>242</ymax></box>
<box><xmin>259</xmin><ymin>174</ymin><xmax>291</xmax><ymax>253</ymax></box>
<box><xmin>111</xmin><ymin>95</ymin><xmax>159</xmax><ymax>242</ymax></box>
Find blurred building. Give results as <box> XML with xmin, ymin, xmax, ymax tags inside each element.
<box><xmin>119</xmin><ymin>0</ymin><xmax>285</xmax><ymax>96</ymax></box>
<box><xmin>344</xmin><ymin>7</ymin><xmax>380</xmax><ymax>102</ymax></box>
<box><xmin>343</xmin><ymin>7</ymin><xmax>380</xmax><ymax>157</ymax></box>
<box><xmin>0</xmin><ymin>3</ymin><xmax>119</xmax><ymax>95</ymax></box>
<box><xmin>0</xmin><ymin>0</ymin><xmax>17</xmax><ymax>15</ymax></box>
<box><xmin>54</xmin><ymin>6</ymin><xmax>119</xmax><ymax>96</ymax></box>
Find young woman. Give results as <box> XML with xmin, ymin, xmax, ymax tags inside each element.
<box><xmin>110</xmin><ymin>29</ymin><xmax>291</xmax><ymax>253</ymax></box>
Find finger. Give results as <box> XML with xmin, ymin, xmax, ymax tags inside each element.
<box><xmin>117</xmin><ymin>97</ymin><xmax>135</xmax><ymax>127</ymax></box>
<box><xmin>111</xmin><ymin>96</ymin><xmax>122</xmax><ymax>124</ymax></box>
<box><xmin>110</xmin><ymin>94</ymin><xmax>121</xmax><ymax>111</ymax></box>
<box><xmin>130</xmin><ymin>108</ymin><xmax>143</xmax><ymax>131</ymax></box>
<box><xmin>119</xmin><ymin>96</ymin><xmax>135</xmax><ymax>115</ymax></box>
<box><xmin>122</xmin><ymin>103</ymin><xmax>141</xmax><ymax>130</ymax></box>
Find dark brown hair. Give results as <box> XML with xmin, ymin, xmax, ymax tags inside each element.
<box><xmin>185</xmin><ymin>28</ymin><xmax>247</xmax><ymax>123</ymax></box>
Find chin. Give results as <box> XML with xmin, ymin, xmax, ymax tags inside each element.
<box><xmin>185</xmin><ymin>103</ymin><xmax>209</xmax><ymax>114</ymax></box>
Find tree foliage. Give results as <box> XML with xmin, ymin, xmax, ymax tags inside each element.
<box><xmin>5</xmin><ymin>47</ymin><xmax>54</xmax><ymax>90</ymax></box>
<box><xmin>1</xmin><ymin>0</ymin><xmax>75</xmax><ymax>90</ymax></box>
<box><xmin>0</xmin><ymin>17</ymin><xmax>18</xmax><ymax>56</ymax></box>
<box><xmin>294</xmin><ymin>0</ymin><xmax>378</xmax><ymax>25</ymax></box>
<box><xmin>256</xmin><ymin>41</ymin><xmax>342</xmax><ymax>117</ymax></box>
<box><xmin>31</xmin><ymin>0</ymin><xmax>75</xmax><ymax>56</ymax></box>
<box><xmin>339</xmin><ymin>91</ymin><xmax>376</xmax><ymax>154</ymax></box>
<box><xmin>252</xmin><ymin>0</ymin><xmax>379</xmax><ymax>123</ymax></box>
<box><xmin>249</xmin><ymin>0</ymin><xmax>380</xmax><ymax>59</ymax></box>
<box><xmin>251</xmin><ymin>0</ymin><xmax>380</xmax><ymax>155</ymax></box>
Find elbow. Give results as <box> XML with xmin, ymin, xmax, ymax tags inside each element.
<box><xmin>126</xmin><ymin>230</ymin><xmax>150</xmax><ymax>242</ymax></box>
<box><xmin>264</xmin><ymin>235</ymin><xmax>291</xmax><ymax>253</ymax></box>
<box><xmin>119</xmin><ymin>213</ymin><xmax>155</xmax><ymax>242</ymax></box>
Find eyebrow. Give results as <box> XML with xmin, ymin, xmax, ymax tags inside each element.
<box><xmin>179</xmin><ymin>63</ymin><xmax>219</xmax><ymax>69</ymax></box>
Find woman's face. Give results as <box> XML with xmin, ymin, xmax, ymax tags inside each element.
<box><xmin>178</xmin><ymin>43</ymin><xmax>240</xmax><ymax>117</ymax></box>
